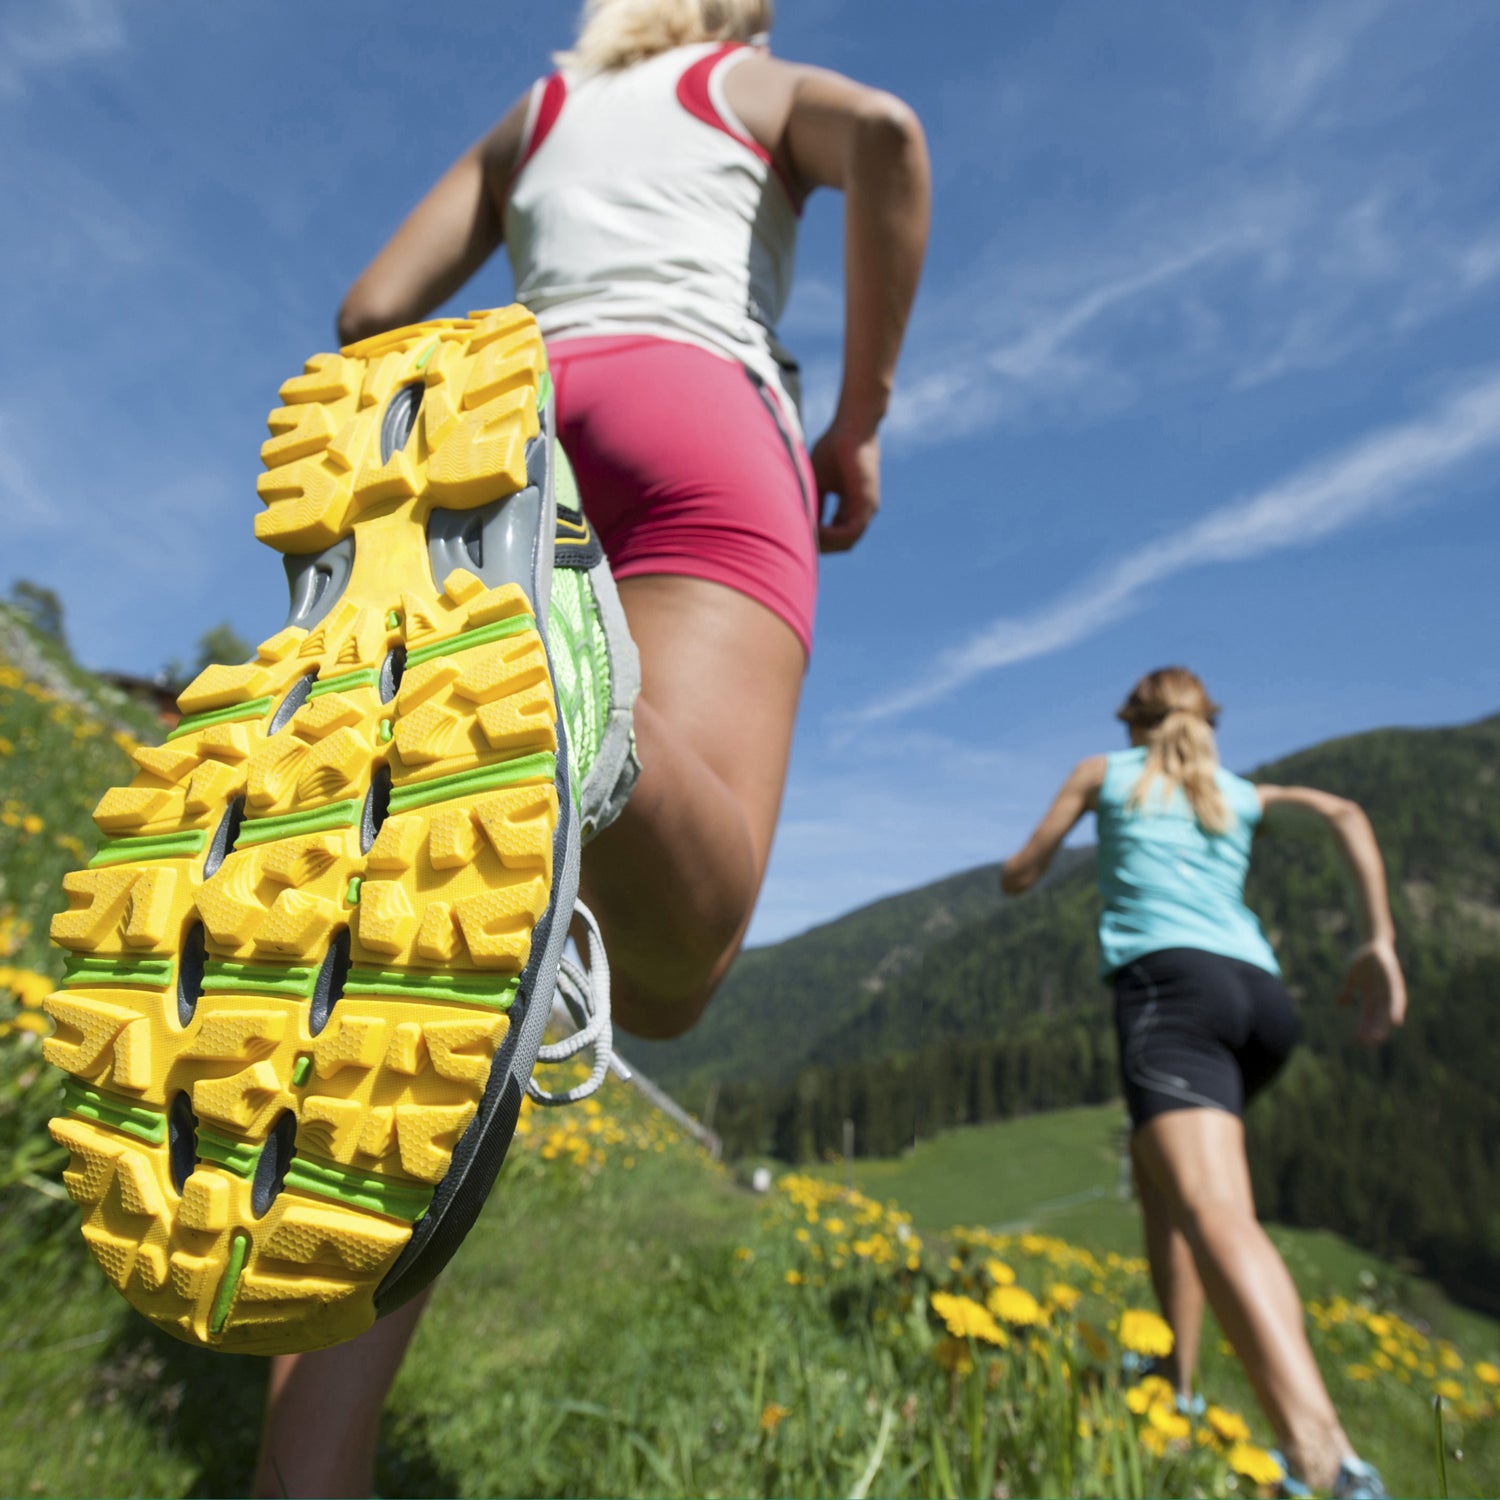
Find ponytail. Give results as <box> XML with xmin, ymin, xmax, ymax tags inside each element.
<box><xmin>1117</xmin><ymin>667</ymin><xmax>1232</xmax><ymax>834</ymax></box>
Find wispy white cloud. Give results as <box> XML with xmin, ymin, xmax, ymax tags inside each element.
<box><xmin>1238</xmin><ymin>0</ymin><xmax>1387</xmax><ymax>138</ymax></box>
<box><xmin>0</xmin><ymin>0</ymin><xmax>124</xmax><ymax>98</ymax></box>
<box><xmin>851</xmin><ymin>368</ymin><xmax>1500</xmax><ymax>724</ymax></box>
<box><xmin>885</xmin><ymin>228</ymin><xmax>1265</xmax><ymax>444</ymax></box>
<box><xmin>870</xmin><ymin>172</ymin><xmax>1500</xmax><ymax>453</ymax></box>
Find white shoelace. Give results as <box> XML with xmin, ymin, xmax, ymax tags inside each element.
<box><xmin>526</xmin><ymin>900</ymin><xmax>615</xmax><ymax>1106</ymax></box>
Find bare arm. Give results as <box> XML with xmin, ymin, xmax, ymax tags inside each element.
<box><xmin>999</xmin><ymin>756</ymin><xmax>1107</xmax><ymax>896</ymax></box>
<box><xmin>1258</xmin><ymin>784</ymin><xmax>1407</xmax><ymax>1044</ymax></box>
<box><xmin>727</xmin><ymin>58</ymin><xmax>931</xmax><ymax>553</ymax></box>
<box><xmin>336</xmin><ymin>95</ymin><xmax>529</xmax><ymax>345</ymax></box>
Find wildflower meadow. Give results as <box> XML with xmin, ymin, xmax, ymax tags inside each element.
<box><xmin>2</xmin><ymin>610</ymin><xmax>1498</xmax><ymax>1496</ymax></box>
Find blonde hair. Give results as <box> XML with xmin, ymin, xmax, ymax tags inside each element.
<box><xmin>1116</xmin><ymin>667</ymin><xmax>1232</xmax><ymax>834</ymax></box>
<box><xmin>555</xmin><ymin>0</ymin><xmax>773</xmax><ymax>74</ymax></box>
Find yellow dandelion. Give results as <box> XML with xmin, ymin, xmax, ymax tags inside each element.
<box><xmin>784</xmin><ymin>1270</ymin><xmax>804</xmax><ymax>1286</ymax></box>
<box><xmin>1228</xmin><ymin>1443</ymin><xmax>1285</xmax><ymax>1486</ymax></box>
<box><xmin>1439</xmin><ymin>1344</ymin><xmax>1464</xmax><ymax>1372</ymax></box>
<box><xmin>1434</xmin><ymin>1379</ymin><xmax>1464</xmax><ymax>1402</ymax></box>
<box><xmin>1048</xmin><ymin>1282</ymin><xmax>1082</xmax><ymax>1312</ymax></box>
<box><xmin>1206</xmin><ymin>1405</ymin><xmax>1250</xmax><ymax>1443</ymax></box>
<box><xmin>1</xmin><ymin>968</ymin><xmax>53</xmax><ymax>1007</ymax></box>
<box><xmin>985</xmin><ymin>1258</ymin><xmax>1017</xmax><ymax>1285</ymax></box>
<box><xmin>1125</xmin><ymin>1377</ymin><xmax>1174</xmax><ymax>1417</ymax></box>
<box><xmin>733</xmin><ymin>1246</ymin><xmax>753</xmax><ymax>1262</ymax></box>
<box><xmin>1139</xmin><ymin>1425</ymin><xmax>1171</xmax><ymax>1457</ymax></box>
<box><xmin>1119</xmin><ymin>1308</ymin><xmax>1175</xmax><ymax>1359</ymax></box>
<box><xmin>1475</xmin><ymin>1361</ymin><xmax>1500</xmax><ymax>1387</ymax></box>
<box><xmin>988</xmin><ymin>1284</ymin><xmax>1044</xmax><ymax>1327</ymax></box>
<box><xmin>1346</xmin><ymin>1364</ymin><xmax>1375</xmax><ymax>1382</ymax></box>
<box><xmin>21</xmin><ymin>814</ymin><xmax>43</xmax><ymax>834</ymax></box>
<box><xmin>930</xmin><ymin>1292</ymin><xmax>1008</xmax><ymax>1347</ymax></box>
<box><xmin>760</xmin><ymin>1402</ymin><xmax>791</xmax><ymax>1435</ymax></box>
<box><xmin>1148</xmin><ymin>1404</ymin><xmax>1190</xmax><ymax>1441</ymax></box>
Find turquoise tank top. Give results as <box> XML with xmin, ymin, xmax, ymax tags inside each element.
<box><xmin>1094</xmin><ymin>747</ymin><xmax>1279</xmax><ymax>977</ymax></box>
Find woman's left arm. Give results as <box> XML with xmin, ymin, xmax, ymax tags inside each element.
<box><xmin>999</xmin><ymin>756</ymin><xmax>1107</xmax><ymax>896</ymax></box>
<box><xmin>1258</xmin><ymin>784</ymin><xmax>1406</xmax><ymax>1044</ymax></box>
<box><xmin>336</xmin><ymin>94</ymin><xmax>530</xmax><ymax>345</ymax></box>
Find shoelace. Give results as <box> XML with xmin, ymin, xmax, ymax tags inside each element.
<box><xmin>526</xmin><ymin>899</ymin><xmax>615</xmax><ymax>1106</ymax></box>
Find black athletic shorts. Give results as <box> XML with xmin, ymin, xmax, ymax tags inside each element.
<box><xmin>1112</xmin><ymin>947</ymin><xmax>1299</xmax><ymax>1128</ymax></box>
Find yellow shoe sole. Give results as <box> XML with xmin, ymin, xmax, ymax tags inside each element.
<box><xmin>43</xmin><ymin>307</ymin><xmax>580</xmax><ymax>1353</ymax></box>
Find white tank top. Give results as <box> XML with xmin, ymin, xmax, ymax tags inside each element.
<box><xmin>504</xmin><ymin>42</ymin><xmax>804</xmax><ymax>432</ymax></box>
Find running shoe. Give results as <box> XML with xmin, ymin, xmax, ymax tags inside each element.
<box><xmin>1174</xmin><ymin>1390</ymin><xmax>1206</xmax><ymax>1419</ymax></box>
<box><xmin>1331</xmin><ymin>1457</ymin><xmax>1389</xmax><ymax>1500</ymax></box>
<box><xmin>1272</xmin><ymin>1452</ymin><xmax>1388</xmax><ymax>1500</ymax></box>
<box><xmin>1271</xmin><ymin>1453</ymin><xmax>1311</xmax><ymax>1498</ymax></box>
<box><xmin>44</xmin><ymin>307</ymin><xmax>583</xmax><ymax>1354</ymax></box>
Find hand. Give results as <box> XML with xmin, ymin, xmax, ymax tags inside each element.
<box><xmin>810</xmin><ymin>421</ymin><xmax>880</xmax><ymax>553</ymax></box>
<box><xmin>1337</xmin><ymin>939</ymin><xmax>1407</xmax><ymax>1046</ymax></box>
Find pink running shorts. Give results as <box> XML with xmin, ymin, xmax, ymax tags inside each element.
<box><xmin>547</xmin><ymin>335</ymin><xmax>819</xmax><ymax>656</ymax></box>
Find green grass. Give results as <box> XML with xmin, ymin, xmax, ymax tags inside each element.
<box><xmin>810</xmin><ymin>1103</ymin><xmax>1499</xmax><ymax>1346</ymax></box>
<box><xmin>810</xmin><ymin>1104</ymin><xmax>1500</xmax><ymax>1498</ymax></box>
<box><xmin>4</xmin><ymin>1082</ymin><xmax>1499</xmax><ymax>1496</ymax></box>
<box><xmin>4</xmin><ymin>628</ymin><xmax>1499</xmax><ymax>1498</ymax></box>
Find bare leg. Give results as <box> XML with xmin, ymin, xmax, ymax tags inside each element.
<box><xmin>1132</xmin><ymin>1108</ymin><xmax>1351</xmax><ymax>1488</ymax></box>
<box><xmin>1133</xmin><ymin>1142</ymin><xmax>1204</xmax><ymax>1401</ymax></box>
<box><xmin>252</xmin><ymin>1289</ymin><xmax>430</xmax><ymax>1498</ymax></box>
<box><xmin>580</xmin><ymin>574</ymin><xmax>806</xmax><ymax>1037</ymax></box>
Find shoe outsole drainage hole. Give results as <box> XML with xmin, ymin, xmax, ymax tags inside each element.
<box><xmin>204</xmin><ymin>797</ymin><xmax>245</xmax><ymax>880</ymax></box>
<box><xmin>361</xmin><ymin>765</ymin><xmax>392</xmax><ymax>853</ymax></box>
<box><xmin>177</xmin><ymin>922</ymin><xmax>207</xmax><ymax>1027</ymax></box>
<box><xmin>380</xmin><ymin>382</ymin><xmax>425</xmax><ymax>465</ymax></box>
<box><xmin>379</xmin><ymin>646</ymin><xmax>405</xmax><ymax>704</ymax></box>
<box><xmin>268</xmin><ymin>671</ymin><xmax>317</xmax><ymax>735</ymax></box>
<box><xmin>251</xmin><ymin>1111</ymin><xmax>298</xmax><ymax>1218</ymax></box>
<box><xmin>168</xmin><ymin>1092</ymin><xmax>198</xmax><ymax>1194</ymax></box>
<box><xmin>309</xmin><ymin>927</ymin><xmax>352</xmax><ymax>1037</ymax></box>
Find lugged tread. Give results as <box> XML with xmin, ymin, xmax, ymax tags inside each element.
<box><xmin>44</xmin><ymin>308</ymin><xmax>567</xmax><ymax>1353</ymax></box>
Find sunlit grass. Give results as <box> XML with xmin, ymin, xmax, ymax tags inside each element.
<box><xmin>2</xmin><ymin>631</ymin><xmax>1497</xmax><ymax>1497</ymax></box>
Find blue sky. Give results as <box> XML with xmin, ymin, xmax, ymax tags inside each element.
<box><xmin>4</xmin><ymin>0</ymin><xmax>1499</xmax><ymax>943</ymax></box>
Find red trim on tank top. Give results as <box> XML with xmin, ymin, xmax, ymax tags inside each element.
<box><xmin>517</xmin><ymin>73</ymin><xmax>568</xmax><ymax>175</ymax></box>
<box><xmin>675</xmin><ymin>43</ymin><xmax>800</xmax><ymax>213</ymax></box>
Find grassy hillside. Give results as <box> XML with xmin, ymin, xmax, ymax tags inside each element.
<box><xmin>2</xmin><ymin>622</ymin><xmax>1498</xmax><ymax>1497</ymax></box>
<box><xmin>4</xmin><ymin>1069</ymin><xmax>1496</xmax><ymax>1498</ymax></box>
<box><xmin>0</xmin><ymin>607</ymin><xmax>163</xmax><ymax>1197</ymax></box>
<box><xmin>695</xmin><ymin>716</ymin><xmax>1500</xmax><ymax>1312</ymax></box>
<box><xmin>807</xmin><ymin>1104</ymin><xmax>1500</xmax><ymax>1350</ymax></box>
